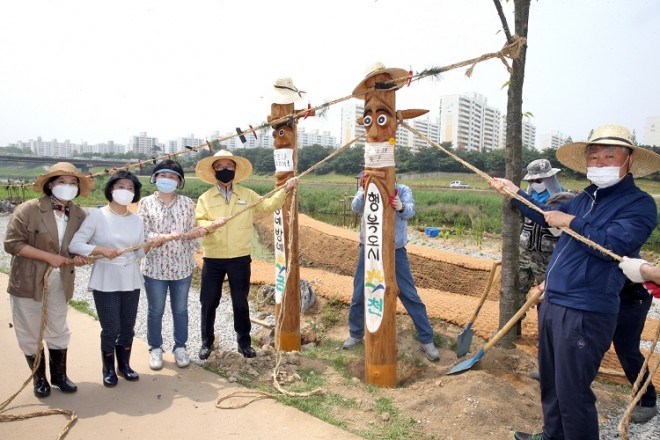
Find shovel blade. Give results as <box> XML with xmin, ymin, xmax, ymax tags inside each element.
<box><xmin>447</xmin><ymin>348</ymin><xmax>485</xmax><ymax>375</ymax></box>
<box><xmin>455</xmin><ymin>322</ymin><xmax>474</xmax><ymax>358</ymax></box>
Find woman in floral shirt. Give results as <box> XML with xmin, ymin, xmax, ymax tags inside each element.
<box><xmin>137</xmin><ymin>160</ymin><xmax>204</xmax><ymax>370</ymax></box>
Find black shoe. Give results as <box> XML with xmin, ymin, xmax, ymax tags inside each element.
<box><xmin>237</xmin><ymin>346</ymin><xmax>256</xmax><ymax>358</ymax></box>
<box><xmin>513</xmin><ymin>432</ymin><xmax>543</xmax><ymax>440</ymax></box>
<box><xmin>198</xmin><ymin>346</ymin><xmax>212</xmax><ymax>360</ymax></box>
<box><xmin>115</xmin><ymin>345</ymin><xmax>139</xmax><ymax>382</ymax></box>
<box><xmin>25</xmin><ymin>351</ymin><xmax>51</xmax><ymax>398</ymax></box>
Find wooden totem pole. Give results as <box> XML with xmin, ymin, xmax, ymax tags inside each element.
<box><xmin>267</xmin><ymin>77</ymin><xmax>312</xmax><ymax>351</ymax></box>
<box><xmin>352</xmin><ymin>63</ymin><xmax>427</xmax><ymax>387</ymax></box>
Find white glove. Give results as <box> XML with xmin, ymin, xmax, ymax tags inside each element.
<box><xmin>390</xmin><ymin>195</ymin><xmax>403</xmax><ymax>211</ymax></box>
<box><xmin>618</xmin><ymin>257</ymin><xmax>648</xmax><ymax>283</ymax></box>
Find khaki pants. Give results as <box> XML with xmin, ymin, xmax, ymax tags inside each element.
<box><xmin>10</xmin><ymin>269</ymin><xmax>71</xmax><ymax>355</ymax></box>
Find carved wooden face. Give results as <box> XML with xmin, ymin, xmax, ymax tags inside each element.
<box><xmin>362</xmin><ymin>73</ymin><xmax>397</xmax><ymax>143</ymax></box>
<box><xmin>273</xmin><ymin>124</ymin><xmax>295</xmax><ymax>148</ymax></box>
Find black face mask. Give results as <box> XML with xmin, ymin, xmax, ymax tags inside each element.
<box><xmin>215</xmin><ymin>169</ymin><xmax>235</xmax><ymax>184</ymax></box>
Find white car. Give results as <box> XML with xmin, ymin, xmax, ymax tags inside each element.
<box><xmin>449</xmin><ymin>180</ymin><xmax>469</xmax><ymax>189</ymax></box>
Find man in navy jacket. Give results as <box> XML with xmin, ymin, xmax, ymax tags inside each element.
<box><xmin>490</xmin><ymin>124</ymin><xmax>659</xmax><ymax>440</ymax></box>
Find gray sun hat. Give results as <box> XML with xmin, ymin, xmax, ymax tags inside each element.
<box><xmin>523</xmin><ymin>159</ymin><xmax>561</xmax><ymax>181</ymax></box>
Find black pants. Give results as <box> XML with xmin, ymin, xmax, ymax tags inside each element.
<box><xmin>538</xmin><ymin>301</ymin><xmax>617</xmax><ymax>440</ymax></box>
<box><xmin>613</xmin><ymin>294</ymin><xmax>657</xmax><ymax>408</ymax></box>
<box><xmin>200</xmin><ymin>256</ymin><xmax>252</xmax><ymax>349</ymax></box>
<box><xmin>93</xmin><ymin>289</ymin><xmax>140</xmax><ymax>352</ymax></box>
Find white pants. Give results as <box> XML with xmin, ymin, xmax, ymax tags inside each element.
<box><xmin>10</xmin><ymin>269</ymin><xmax>71</xmax><ymax>355</ymax></box>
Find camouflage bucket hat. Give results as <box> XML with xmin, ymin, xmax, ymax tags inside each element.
<box><xmin>523</xmin><ymin>159</ymin><xmax>561</xmax><ymax>181</ymax></box>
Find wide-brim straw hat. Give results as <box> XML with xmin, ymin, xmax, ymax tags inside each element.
<box><xmin>557</xmin><ymin>124</ymin><xmax>660</xmax><ymax>177</ymax></box>
<box><xmin>195</xmin><ymin>150</ymin><xmax>253</xmax><ymax>185</ymax></box>
<box><xmin>272</xmin><ymin>77</ymin><xmax>307</xmax><ymax>105</ymax></box>
<box><xmin>34</xmin><ymin>162</ymin><xmax>95</xmax><ymax>197</ymax></box>
<box><xmin>352</xmin><ymin>62</ymin><xmax>409</xmax><ymax>99</ymax></box>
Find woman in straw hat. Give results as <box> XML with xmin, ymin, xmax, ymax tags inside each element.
<box><xmin>194</xmin><ymin>150</ymin><xmax>298</xmax><ymax>360</ymax></box>
<box><xmin>70</xmin><ymin>169</ymin><xmax>154</xmax><ymax>388</ymax></box>
<box><xmin>4</xmin><ymin>162</ymin><xmax>94</xmax><ymax>398</ymax></box>
<box><xmin>490</xmin><ymin>124</ymin><xmax>659</xmax><ymax>439</ymax></box>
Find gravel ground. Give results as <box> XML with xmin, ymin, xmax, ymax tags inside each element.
<box><xmin>0</xmin><ymin>212</ymin><xmax>658</xmax><ymax>438</ymax></box>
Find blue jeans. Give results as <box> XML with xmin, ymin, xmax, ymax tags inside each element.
<box><xmin>144</xmin><ymin>275</ymin><xmax>192</xmax><ymax>350</ymax></box>
<box><xmin>348</xmin><ymin>245</ymin><xmax>434</xmax><ymax>344</ymax></box>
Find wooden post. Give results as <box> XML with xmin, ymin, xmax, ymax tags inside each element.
<box><xmin>353</xmin><ymin>64</ymin><xmax>428</xmax><ymax>387</ymax></box>
<box><xmin>267</xmin><ymin>79</ymin><xmax>312</xmax><ymax>352</ymax></box>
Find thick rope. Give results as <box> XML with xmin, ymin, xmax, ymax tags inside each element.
<box><xmin>83</xmin><ymin>133</ymin><xmax>366</xmax><ymax>265</ymax></box>
<box><xmin>400</xmin><ymin>122</ymin><xmax>623</xmax><ymax>261</ymax></box>
<box><xmin>2</xmin><ymin>37</ymin><xmax>525</xmax><ymax>191</ymax></box>
<box><xmin>617</xmin><ymin>322</ymin><xmax>660</xmax><ymax>439</ymax></box>
<box><xmin>212</xmin><ymin>135</ymin><xmax>365</xmax><ymax>409</ymax></box>
<box><xmin>0</xmin><ymin>267</ymin><xmax>78</xmax><ymax>440</ymax></box>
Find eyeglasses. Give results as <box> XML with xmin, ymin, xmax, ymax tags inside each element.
<box><xmin>529</xmin><ymin>179</ymin><xmax>544</xmax><ymax>184</ymax></box>
<box><xmin>213</xmin><ymin>165</ymin><xmax>235</xmax><ymax>171</ymax></box>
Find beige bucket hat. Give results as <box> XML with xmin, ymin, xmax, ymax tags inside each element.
<box><xmin>272</xmin><ymin>77</ymin><xmax>307</xmax><ymax>104</ymax></box>
<box><xmin>195</xmin><ymin>150</ymin><xmax>253</xmax><ymax>185</ymax></box>
<box><xmin>352</xmin><ymin>62</ymin><xmax>409</xmax><ymax>99</ymax></box>
<box><xmin>556</xmin><ymin>124</ymin><xmax>660</xmax><ymax>177</ymax></box>
<box><xmin>34</xmin><ymin>162</ymin><xmax>95</xmax><ymax>197</ymax></box>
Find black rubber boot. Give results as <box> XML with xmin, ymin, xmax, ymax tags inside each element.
<box><xmin>25</xmin><ymin>350</ymin><xmax>51</xmax><ymax>398</ymax></box>
<box><xmin>49</xmin><ymin>348</ymin><xmax>77</xmax><ymax>393</ymax></box>
<box><xmin>102</xmin><ymin>350</ymin><xmax>118</xmax><ymax>388</ymax></box>
<box><xmin>115</xmin><ymin>345</ymin><xmax>139</xmax><ymax>381</ymax></box>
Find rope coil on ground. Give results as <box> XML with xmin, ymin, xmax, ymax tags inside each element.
<box><xmin>0</xmin><ymin>267</ymin><xmax>78</xmax><ymax>440</ymax></box>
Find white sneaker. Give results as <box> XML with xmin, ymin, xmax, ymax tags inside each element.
<box><xmin>342</xmin><ymin>337</ymin><xmax>363</xmax><ymax>350</ymax></box>
<box><xmin>149</xmin><ymin>348</ymin><xmax>163</xmax><ymax>370</ymax></box>
<box><xmin>419</xmin><ymin>342</ymin><xmax>440</xmax><ymax>362</ymax></box>
<box><xmin>174</xmin><ymin>347</ymin><xmax>190</xmax><ymax>368</ymax></box>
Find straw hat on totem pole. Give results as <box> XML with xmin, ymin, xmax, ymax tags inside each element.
<box><xmin>557</xmin><ymin>124</ymin><xmax>660</xmax><ymax>177</ymax></box>
<box><xmin>352</xmin><ymin>62</ymin><xmax>409</xmax><ymax>98</ymax></box>
<box><xmin>34</xmin><ymin>162</ymin><xmax>95</xmax><ymax>196</ymax></box>
<box><xmin>272</xmin><ymin>77</ymin><xmax>307</xmax><ymax>105</ymax></box>
<box><xmin>195</xmin><ymin>150</ymin><xmax>253</xmax><ymax>184</ymax></box>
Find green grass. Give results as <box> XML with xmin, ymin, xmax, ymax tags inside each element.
<box><xmin>2</xmin><ymin>167</ymin><xmax>659</xmax><ymax>251</ymax></box>
<box><xmin>68</xmin><ymin>300</ymin><xmax>98</xmax><ymax>320</ymax></box>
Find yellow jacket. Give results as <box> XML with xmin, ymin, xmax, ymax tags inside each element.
<box><xmin>196</xmin><ymin>184</ymin><xmax>286</xmax><ymax>259</ymax></box>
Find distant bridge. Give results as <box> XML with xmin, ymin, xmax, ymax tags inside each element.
<box><xmin>0</xmin><ymin>154</ymin><xmax>139</xmax><ymax>173</ymax></box>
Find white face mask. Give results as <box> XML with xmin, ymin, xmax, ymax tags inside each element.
<box><xmin>51</xmin><ymin>184</ymin><xmax>78</xmax><ymax>201</ymax></box>
<box><xmin>586</xmin><ymin>156</ymin><xmax>629</xmax><ymax>188</ymax></box>
<box><xmin>530</xmin><ymin>182</ymin><xmax>546</xmax><ymax>193</ymax></box>
<box><xmin>112</xmin><ymin>189</ymin><xmax>135</xmax><ymax>206</ymax></box>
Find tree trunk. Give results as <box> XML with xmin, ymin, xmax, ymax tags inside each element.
<box><xmin>498</xmin><ymin>0</ymin><xmax>530</xmax><ymax>348</ymax></box>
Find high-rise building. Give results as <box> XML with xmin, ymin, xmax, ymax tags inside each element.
<box><xmin>438</xmin><ymin>93</ymin><xmax>502</xmax><ymax>151</ymax></box>
<box><xmin>538</xmin><ymin>131</ymin><xmax>570</xmax><ymax>150</ymax></box>
<box><xmin>643</xmin><ymin>116</ymin><xmax>660</xmax><ymax>147</ymax></box>
<box><xmin>498</xmin><ymin>117</ymin><xmax>537</xmax><ymax>150</ymax></box>
<box><xmin>166</xmin><ymin>134</ymin><xmax>205</xmax><ymax>154</ymax></box>
<box><xmin>129</xmin><ymin>132</ymin><xmax>161</xmax><ymax>155</ymax></box>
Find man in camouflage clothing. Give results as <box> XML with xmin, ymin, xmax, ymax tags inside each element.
<box><xmin>517</xmin><ymin>159</ymin><xmax>573</xmax><ymax>336</ymax></box>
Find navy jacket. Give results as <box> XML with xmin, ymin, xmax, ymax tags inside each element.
<box><xmin>513</xmin><ymin>174</ymin><xmax>657</xmax><ymax>314</ymax></box>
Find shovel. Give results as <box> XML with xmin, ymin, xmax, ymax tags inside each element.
<box><xmin>447</xmin><ymin>284</ymin><xmax>543</xmax><ymax>375</ymax></box>
<box><xmin>455</xmin><ymin>260</ymin><xmax>501</xmax><ymax>358</ymax></box>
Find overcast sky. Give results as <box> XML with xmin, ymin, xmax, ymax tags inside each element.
<box><xmin>1</xmin><ymin>0</ymin><xmax>658</xmax><ymax>148</ymax></box>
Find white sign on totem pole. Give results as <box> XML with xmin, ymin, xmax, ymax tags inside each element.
<box><xmin>273</xmin><ymin>208</ymin><xmax>286</xmax><ymax>304</ymax></box>
<box><xmin>363</xmin><ymin>181</ymin><xmax>385</xmax><ymax>333</ymax></box>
